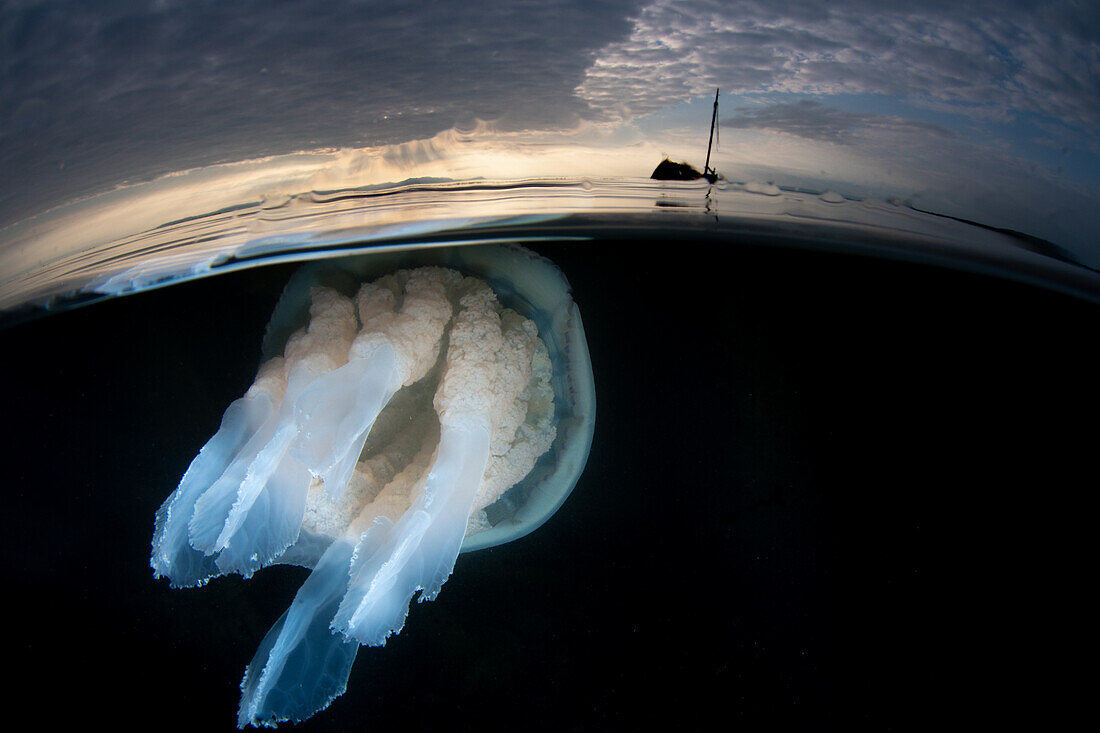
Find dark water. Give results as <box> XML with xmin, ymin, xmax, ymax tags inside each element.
<box><xmin>3</xmin><ymin>238</ymin><xmax>1095</xmax><ymax>729</ymax></box>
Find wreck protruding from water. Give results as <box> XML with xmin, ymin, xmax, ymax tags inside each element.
<box><xmin>651</xmin><ymin>88</ymin><xmax>721</xmax><ymax>184</ymax></box>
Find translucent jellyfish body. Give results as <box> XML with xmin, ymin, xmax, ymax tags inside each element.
<box><xmin>150</xmin><ymin>244</ymin><xmax>595</xmax><ymax>727</ymax></box>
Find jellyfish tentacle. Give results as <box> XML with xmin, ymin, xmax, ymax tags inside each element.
<box><xmin>151</xmin><ymin>361</ymin><xmax>283</xmax><ymax>587</ymax></box>
<box><xmin>186</xmin><ymin>270</ymin><xmax>454</xmax><ymax>580</ymax></box>
<box><xmin>187</xmin><ymin>288</ymin><xmax>358</xmax><ymax>562</ymax></box>
<box><xmin>213</xmin><ymin>452</ymin><xmax>312</xmax><ymax>577</ymax></box>
<box><xmin>332</xmin><ymin>414</ymin><xmax>492</xmax><ymax>646</ymax></box>
<box><xmin>212</xmin><ymin>405</ymin><xmax>297</xmax><ymax>551</ymax></box>
<box><xmin>297</xmin><ymin>270</ymin><xmax>455</xmax><ymax>502</ymax></box>
<box><xmin>187</xmin><ymin>363</ymin><xmax>318</xmax><ymax>556</ymax></box>
<box><xmin>216</xmin><ymin>343</ymin><xmax>405</xmax><ymax>576</ymax></box>
<box><xmin>329</xmin><ymin>276</ymin><xmax>544</xmax><ymax>645</ymax></box>
<box><xmin>289</xmin><ymin>341</ymin><xmax>402</xmax><ymax>492</ymax></box>
<box><xmin>186</xmin><ymin>403</ymin><xmax>284</xmax><ymax>554</ymax></box>
<box><xmin>237</xmin><ymin>537</ymin><xmax>359</xmax><ymax>729</ymax></box>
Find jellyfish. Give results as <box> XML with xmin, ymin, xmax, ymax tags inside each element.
<box><xmin>150</xmin><ymin>244</ymin><xmax>595</xmax><ymax>727</ymax></box>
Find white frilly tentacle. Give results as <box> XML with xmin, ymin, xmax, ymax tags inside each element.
<box><xmin>333</xmin><ymin>414</ymin><xmax>491</xmax><ymax>645</ymax></box>
<box><xmin>151</xmin><ymin>388</ymin><xmax>276</xmax><ymax>587</ymax></box>
<box><xmin>154</xmin><ymin>340</ymin><xmax>403</xmax><ymax>584</ymax></box>
<box><xmin>290</xmin><ymin>341</ymin><xmax>403</xmax><ymax>499</ymax></box>
<box><xmin>185</xmin><ymin>368</ymin><xmax>315</xmax><ymax>574</ymax></box>
<box><xmin>237</xmin><ymin>537</ymin><xmax>359</xmax><ymax>728</ymax></box>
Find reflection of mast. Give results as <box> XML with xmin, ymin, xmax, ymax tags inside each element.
<box><xmin>703</xmin><ymin>88</ymin><xmax>719</xmax><ymax>183</ymax></box>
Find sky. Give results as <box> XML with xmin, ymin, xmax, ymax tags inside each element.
<box><xmin>1</xmin><ymin>0</ymin><xmax>1098</xmax><ymax>266</ymax></box>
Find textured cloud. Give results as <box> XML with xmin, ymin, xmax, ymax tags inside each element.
<box><xmin>577</xmin><ymin>0</ymin><xmax>1100</xmax><ymax>129</ymax></box>
<box><xmin>0</xmin><ymin>0</ymin><xmax>642</xmax><ymax>225</ymax></box>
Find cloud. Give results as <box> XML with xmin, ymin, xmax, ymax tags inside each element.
<box><xmin>577</xmin><ymin>0</ymin><xmax>1100</xmax><ymax>129</ymax></box>
<box><xmin>721</xmin><ymin>100</ymin><xmax>956</xmax><ymax>144</ymax></box>
<box><xmin>0</xmin><ymin>0</ymin><xmax>644</xmax><ymax>226</ymax></box>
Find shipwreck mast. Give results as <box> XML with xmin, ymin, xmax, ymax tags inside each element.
<box><xmin>703</xmin><ymin>88</ymin><xmax>719</xmax><ymax>183</ymax></box>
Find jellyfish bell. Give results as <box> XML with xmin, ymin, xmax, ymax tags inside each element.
<box><xmin>149</xmin><ymin>243</ymin><xmax>595</xmax><ymax>727</ymax></box>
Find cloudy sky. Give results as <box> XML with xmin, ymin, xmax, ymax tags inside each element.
<box><xmin>578</xmin><ymin>0</ymin><xmax>1099</xmax><ymax>127</ymax></box>
<box><xmin>1</xmin><ymin>0</ymin><xmax>1097</xmax><ymax>260</ymax></box>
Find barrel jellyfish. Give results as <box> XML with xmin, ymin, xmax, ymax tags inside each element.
<box><xmin>150</xmin><ymin>244</ymin><xmax>595</xmax><ymax>727</ymax></box>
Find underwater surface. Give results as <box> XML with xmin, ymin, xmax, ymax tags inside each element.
<box><xmin>4</xmin><ymin>231</ymin><xmax>1097</xmax><ymax>728</ymax></box>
